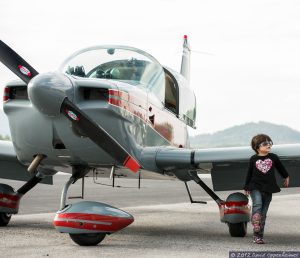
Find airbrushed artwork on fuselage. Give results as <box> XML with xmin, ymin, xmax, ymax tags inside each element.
<box><xmin>4</xmin><ymin>44</ymin><xmax>195</xmax><ymax>170</ymax></box>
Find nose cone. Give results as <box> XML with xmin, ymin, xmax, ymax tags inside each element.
<box><xmin>28</xmin><ymin>72</ymin><xmax>73</xmax><ymax>117</ymax></box>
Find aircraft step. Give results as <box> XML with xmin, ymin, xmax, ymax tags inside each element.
<box><xmin>184</xmin><ymin>181</ymin><xmax>207</xmax><ymax>204</ymax></box>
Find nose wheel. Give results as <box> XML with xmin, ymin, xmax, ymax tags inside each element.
<box><xmin>69</xmin><ymin>233</ymin><xmax>106</xmax><ymax>246</ymax></box>
<box><xmin>55</xmin><ymin>168</ymin><xmax>134</xmax><ymax>246</ymax></box>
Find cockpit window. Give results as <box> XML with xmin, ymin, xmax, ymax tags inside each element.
<box><xmin>59</xmin><ymin>46</ymin><xmax>165</xmax><ymax>99</ymax></box>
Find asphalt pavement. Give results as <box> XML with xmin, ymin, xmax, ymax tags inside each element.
<box><xmin>0</xmin><ymin>174</ymin><xmax>299</xmax><ymax>257</ymax></box>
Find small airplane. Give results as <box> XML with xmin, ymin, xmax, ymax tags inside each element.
<box><xmin>0</xmin><ymin>36</ymin><xmax>299</xmax><ymax>246</ymax></box>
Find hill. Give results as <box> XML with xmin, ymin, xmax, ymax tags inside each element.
<box><xmin>190</xmin><ymin>121</ymin><xmax>300</xmax><ymax>148</ymax></box>
<box><xmin>1</xmin><ymin>118</ymin><xmax>300</xmax><ymax>147</ymax></box>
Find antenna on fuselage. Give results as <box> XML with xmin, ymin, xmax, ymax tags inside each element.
<box><xmin>180</xmin><ymin>35</ymin><xmax>191</xmax><ymax>84</ymax></box>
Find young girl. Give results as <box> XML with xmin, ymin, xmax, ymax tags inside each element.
<box><xmin>244</xmin><ymin>134</ymin><xmax>290</xmax><ymax>244</ymax></box>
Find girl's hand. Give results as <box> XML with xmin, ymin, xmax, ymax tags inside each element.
<box><xmin>244</xmin><ymin>190</ymin><xmax>251</xmax><ymax>196</ymax></box>
<box><xmin>283</xmin><ymin>176</ymin><xmax>290</xmax><ymax>187</ymax></box>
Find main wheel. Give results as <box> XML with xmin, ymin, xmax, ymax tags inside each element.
<box><xmin>0</xmin><ymin>213</ymin><xmax>12</xmax><ymax>227</ymax></box>
<box><xmin>228</xmin><ymin>222</ymin><xmax>247</xmax><ymax>237</ymax></box>
<box><xmin>69</xmin><ymin>233</ymin><xmax>106</xmax><ymax>246</ymax></box>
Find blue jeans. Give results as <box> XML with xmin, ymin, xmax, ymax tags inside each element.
<box><xmin>250</xmin><ymin>189</ymin><xmax>272</xmax><ymax>237</ymax></box>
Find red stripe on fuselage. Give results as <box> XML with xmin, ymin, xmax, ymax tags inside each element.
<box><xmin>108</xmin><ymin>90</ymin><xmax>147</xmax><ymax>121</ymax></box>
<box><xmin>108</xmin><ymin>98</ymin><xmax>121</xmax><ymax>106</ymax></box>
<box><xmin>108</xmin><ymin>89</ymin><xmax>120</xmax><ymax>97</ymax></box>
<box><xmin>109</xmin><ymin>98</ymin><xmax>130</xmax><ymax>111</ymax></box>
<box><xmin>109</xmin><ymin>89</ymin><xmax>129</xmax><ymax>102</ymax></box>
<box><xmin>108</xmin><ymin>89</ymin><xmax>185</xmax><ymax>147</ymax></box>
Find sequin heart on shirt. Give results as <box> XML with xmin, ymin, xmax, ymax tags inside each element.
<box><xmin>256</xmin><ymin>159</ymin><xmax>273</xmax><ymax>174</ymax></box>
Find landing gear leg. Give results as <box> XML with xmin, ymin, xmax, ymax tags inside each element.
<box><xmin>188</xmin><ymin>171</ymin><xmax>223</xmax><ymax>205</ymax></box>
<box><xmin>56</xmin><ymin>166</ymin><xmax>107</xmax><ymax>246</ymax></box>
<box><xmin>59</xmin><ymin>176</ymin><xmax>76</xmax><ymax>210</ymax></box>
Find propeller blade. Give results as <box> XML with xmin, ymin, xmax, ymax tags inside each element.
<box><xmin>0</xmin><ymin>40</ymin><xmax>38</xmax><ymax>84</ymax></box>
<box><xmin>61</xmin><ymin>98</ymin><xmax>140</xmax><ymax>173</ymax></box>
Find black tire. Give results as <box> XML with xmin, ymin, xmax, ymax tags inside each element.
<box><xmin>69</xmin><ymin>233</ymin><xmax>106</xmax><ymax>246</ymax></box>
<box><xmin>0</xmin><ymin>213</ymin><xmax>12</xmax><ymax>227</ymax></box>
<box><xmin>228</xmin><ymin>222</ymin><xmax>247</xmax><ymax>237</ymax></box>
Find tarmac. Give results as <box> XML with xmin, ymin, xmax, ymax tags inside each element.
<box><xmin>0</xmin><ymin>174</ymin><xmax>299</xmax><ymax>258</ymax></box>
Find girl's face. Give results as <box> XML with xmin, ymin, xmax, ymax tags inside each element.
<box><xmin>257</xmin><ymin>140</ymin><xmax>273</xmax><ymax>154</ymax></box>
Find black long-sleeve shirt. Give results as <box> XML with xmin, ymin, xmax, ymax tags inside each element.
<box><xmin>244</xmin><ymin>153</ymin><xmax>289</xmax><ymax>193</ymax></box>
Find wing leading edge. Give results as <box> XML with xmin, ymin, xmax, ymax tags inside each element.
<box><xmin>140</xmin><ymin>144</ymin><xmax>300</xmax><ymax>191</ymax></box>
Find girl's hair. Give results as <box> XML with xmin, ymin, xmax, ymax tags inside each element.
<box><xmin>251</xmin><ymin>134</ymin><xmax>273</xmax><ymax>153</ymax></box>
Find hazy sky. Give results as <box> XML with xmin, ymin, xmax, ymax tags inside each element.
<box><xmin>1</xmin><ymin>0</ymin><xmax>300</xmax><ymax>135</ymax></box>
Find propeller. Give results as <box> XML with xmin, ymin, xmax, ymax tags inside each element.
<box><xmin>0</xmin><ymin>40</ymin><xmax>140</xmax><ymax>173</ymax></box>
<box><xmin>0</xmin><ymin>41</ymin><xmax>38</xmax><ymax>83</ymax></box>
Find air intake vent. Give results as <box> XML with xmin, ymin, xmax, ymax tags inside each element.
<box><xmin>9</xmin><ymin>86</ymin><xmax>29</xmax><ymax>100</ymax></box>
<box><xmin>80</xmin><ymin>88</ymin><xmax>108</xmax><ymax>101</ymax></box>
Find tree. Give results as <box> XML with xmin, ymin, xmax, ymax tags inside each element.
<box><xmin>0</xmin><ymin>134</ymin><xmax>11</xmax><ymax>141</ymax></box>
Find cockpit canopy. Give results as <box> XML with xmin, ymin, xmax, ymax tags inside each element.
<box><xmin>59</xmin><ymin>46</ymin><xmax>165</xmax><ymax>97</ymax></box>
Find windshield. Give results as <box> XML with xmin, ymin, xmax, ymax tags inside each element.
<box><xmin>59</xmin><ymin>46</ymin><xmax>165</xmax><ymax>94</ymax></box>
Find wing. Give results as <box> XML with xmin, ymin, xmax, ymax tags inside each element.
<box><xmin>0</xmin><ymin>140</ymin><xmax>52</xmax><ymax>184</ymax></box>
<box><xmin>140</xmin><ymin>144</ymin><xmax>300</xmax><ymax>191</ymax></box>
